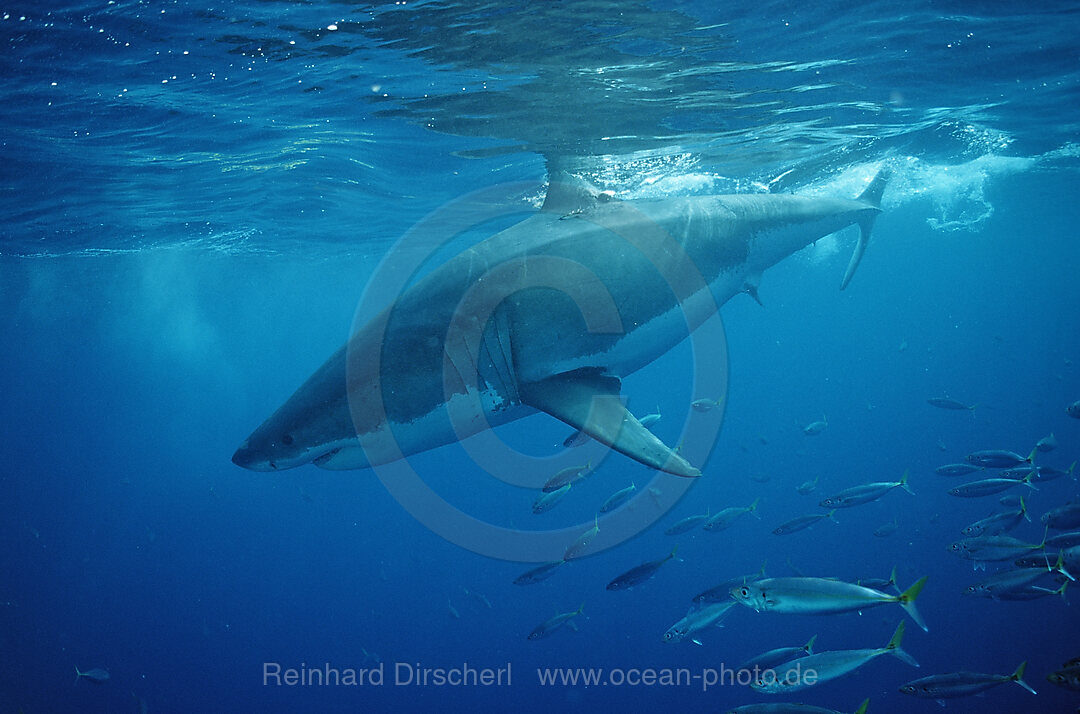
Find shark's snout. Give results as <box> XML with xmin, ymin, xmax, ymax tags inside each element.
<box><xmin>231</xmin><ymin>441</ymin><xmax>277</xmax><ymax>471</ymax></box>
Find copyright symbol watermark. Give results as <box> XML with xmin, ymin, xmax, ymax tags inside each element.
<box><xmin>346</xmin><ymin>180</ymin><xmax>729</xmax><ymax>561</ymax></box>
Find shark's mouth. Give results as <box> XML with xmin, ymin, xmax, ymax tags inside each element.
<box><xmin>312</xmin><ymin>448</ymin><xmax>343</xmax><ymax>467</ymax></box>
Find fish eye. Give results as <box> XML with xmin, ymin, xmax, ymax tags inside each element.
<box><xmin>739</xmin><ymin>587</ymin><xmax>749</xmax><ymax>596</ymax></box>
<box><xmin>281</xmin><ymin>434</ymin><xmax>294</xmax><ymax>446</ymax></box>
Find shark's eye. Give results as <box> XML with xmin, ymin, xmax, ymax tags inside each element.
<box><xmin>281</xmin><ymin>434</ymin><xmax>294</xmax><ymax>446</ymax></box>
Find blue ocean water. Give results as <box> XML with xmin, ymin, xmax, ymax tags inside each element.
<box><xmin>2</xmin><ymin>1</ymin><xmax>1080</xmax><ymax>712</ymax></box>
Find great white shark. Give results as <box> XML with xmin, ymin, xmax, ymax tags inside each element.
<box><xmin>232</xmin><ymin>168</ymin><xmax>889</xmax><ymax>478</ymax></box>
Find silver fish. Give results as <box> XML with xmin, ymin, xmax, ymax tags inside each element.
<box><xmin>691</xmin><ymin>396</ymin><xmax>723</xmax><ymax>413</ymax></box>
<box><xmin>527</xmin><ymin>603</ymin><xmax>584</xmax><ymax>640</ymax></box>
<box><xmin>1048</xmin><ymin>531</ymin><xmax>1080</xmax><ymax>549</ymax></box>
<box><xmin>751</xmin><ymin>621</ymin><xmax>916</xmax><ymax>694</ymax></box>
<box><xmin>1048</xmin><ymin>662</ymin><xmax>1080</xmax><ymax>691</ymax></box>
<box><xmin>874</xmin><ymin>517</ymin><xmax>900</xmax><ymax>537</ymax></box>
<box><xmin>965</xmin><ymin>449</ymin><xmax>1035</xmax><ymax>468</ymax></box>
<box><xmin>513</xmin><ymin>560</ymin><xmax>566</xmax><ymax>586</ymax></box>
<box><xmin>74</xmin><ymin>667</ymin><xmax>110</xmax><ymax>684</ymax></box>
<box><xmin>598</xmin><ymin>482</ymin><xmax>636</xmax><ymax>513</ymax></box>
<box><xmin>961</xmin><ymin>498</ymin><xmax>1029</xmax><ymax>537</ymax></box>
<box><xmin>899</xmin><ymin>661</ymin><xmax>1037</xmax><ymax>699</ymax></box>
<box><xmin>1030</xmin><ymin>461</ymin><xmax>1076</xmax><ymax>483</ymax></box>
<box><xmin>532</xmin><ymin>482</ymin><xmax>572</xmax><ymax>513</ymax></box>
<box><xmin>606</xmin><ymin>546</ymin><xmax>677</xmax><ymax>591</ymax></box>
<box><xmin>773</xmin><ymin>511</ymin><xmax>837</xmax><ymax>535</ymax></box>
<box><xmin>802</xmin><ymin>414</ymin><xmax>828</xmax><ymax>435</ymax></box>
<box><xmin>541</xmin><ymin>462</ymin><xmax>592</xmax><ymax>493</ymax></box>
<box><xmin>927</xmin><ymin>396</ymin><xmax>975</xmax><ymax>410</ymax></box>
<box><xmin>935</xmin><ymin>463</ymin><xmax>984</xmax><ymax>476</ymax></box>
<box><xmin>665</xmin><ymin>511</ymin><xmax>710</xmax><ymax>535</ymax></box>
<box><xmin>963</xmin><ymin>556</ymin><xmax>1073</xmax><ymax>599</ymax></box>
<box><xmin>662</xmin><ymin>601</ymin><xmax>734</xmax><ymax>644</ymax></box>
<box><xmin>738</xmin><ymin>634</ymin><xmax>817</xmax><ymax>671</ymax></box>
<box><xmin>637</xmin><ymin>406</ymin><xmax>662</xmax><ymax>429</ymax></box>
<box><xmin>819</xmin><ymin>472</ymin><xmax>913</xmax><ymax>508</ymax></box>
<box><xmin>1036</xmin><ymin>432</ymin><xmax>1058</xmax><ymax>452</ymax></box>
<box><xmin>731</xmin><ymin>576</ymin><xmax>928</xmax><ymax>631</ymax></box>
<box><xmin>563</xmin><ymin>516</ymin><xmax>599</xmax><ymax>560</ymax></box>
<box><xmin>703</xmin><ymin>499</ymin><xmax>761</xmax><ymax>531</ymax></box>
<box><xmin>948</xmin><ymin>532</ymin><xmax>1047</xmax><ymax>563</ymax></box>
<box><xmin>948</xmin><ymin>474</ymin><xmax>1036</xmax><ymax>498</ymax></box>
<box><xmin>1043</xmin><ymin>503</ymin><xmax>1080</xmax><ymax>530</ymax></box>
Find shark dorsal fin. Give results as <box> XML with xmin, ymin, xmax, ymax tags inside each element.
<box><xmin>541</xmin><ymin>171</ymin><xmax>613</xmax><ymax>215</ymax></box>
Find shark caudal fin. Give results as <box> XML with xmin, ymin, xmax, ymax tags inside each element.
<box><xmin>840</xmin><ymin>166</ymin><xmax>890</xmax><ymax>290</ymax></box>
<box><xmin>520</xmin><ymin>368</ymin><xmax>701</xmax><ymax>478</ymax></box>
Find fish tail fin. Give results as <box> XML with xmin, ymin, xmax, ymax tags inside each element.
<box><xmin>853</xmin><ymin>699</ymin><xmax>870</xmax><ymax>714</ymax></box>
<box><xmin>897</xmin><ymin>576</ymin><xmax>929</xmax><ymax>632</ymax></box>
<box><xmin>576</xmin><ymin>602</ymin><xmax>585</xmax><ymax>616</ymax></box>
<box><xmin>842</xmin><ymin>166</ymin><xmax>890</xmax><ymax>290</ymax></box>
<box><xmin>1054</xmin><ymin>553</ymin><xmax>1076</xmax><ymax>582</ymax></box>
<box><xmin>888</xmin><ymin>565</ymin><xmax>898</xmax><ymax>589</ymax></box>
<box><xmin>885</xmin><ymin>620</ymin><xmax>905</xmax><ymax>649</ymax></box>
<box><xmin>74</xmin><ymin>666</ymin><xmax>82</xmax><ymax>685</ymax></box>
<box><xmin>669</xmin><ymin>544</ymin><xmax>679</xmax><ymax>561</ymax></box>
<box><xmin>1026</xmin><ymin>446</ymin><xmax>1038</xmax><ymax>464</ymax></box>
<box><xmin>1056</xmin><ymin>579</ymin><xmax>1070</xmax><ymax>601</ymax></box>
<box><xmin>804</xmin><ymin>633</ymin><xmax>818</xmax><ymax>654</ymax></box>
<box><xmin>825</xmin><ymin>509</ymin><xmax>839</xmax><ymax>524</ymax></box>
<box><xmin>1020</xmin><ymin>496</ymin><xmax>1030</xmax><ymax>522</ymax></box>
<box><xmin>1011</xmin><ymin>661</ymin><xmax>1038</xmax><ymax>695</ymax></box>
<box><xmin>885</xmin><ymin>620</ymin><xmax>919</xmax><ymax>667</ymax></box>
<box><xmin>749</xmin><ymin>497</ymin><xmax>762</xmax><ymax>519</ymax></box>
<box><xmin>1069</xmin><ymin>460</ymin><xmax>1077</xmax><ymax>479</ymax></box>
<box><xmin>899</xmin><ymin>470</ymin><xmax>914</xmax><ymax>495</ymax></box>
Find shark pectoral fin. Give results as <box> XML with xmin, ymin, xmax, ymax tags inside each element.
<box><xmin>519</xmin><ymin>368</ymin><xmax>701</xmax><ymax>478</ymax></box>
